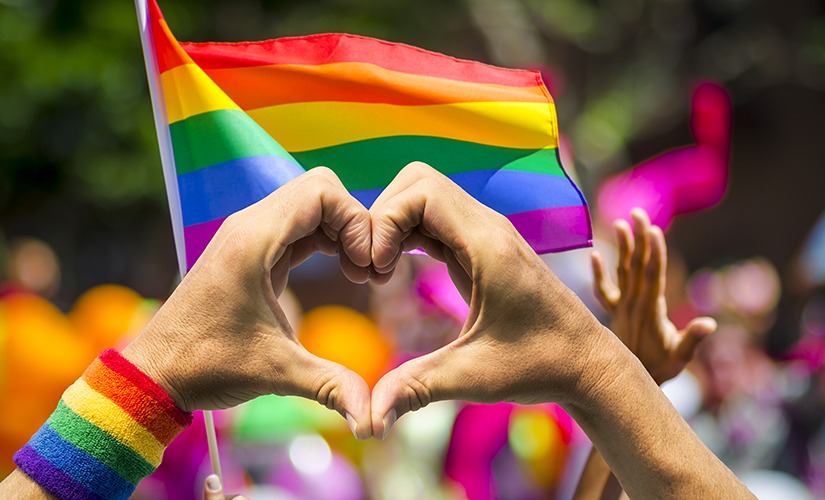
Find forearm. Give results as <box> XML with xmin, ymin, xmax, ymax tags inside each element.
<box><xmin>564</xmin><ymin>329</ymin><xmax>752</xmax><ymax>499</ymax></box>
<box><xmin>0</xmin><ymin>469</ymin><xmax>53</xmax><ymax>499</ymax></box>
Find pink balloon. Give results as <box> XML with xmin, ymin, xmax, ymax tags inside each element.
<box><xmin>445</xmin><ymin>403</ymin><xmax>515</xmax><ymax>500</ymax></box>
<box><xmin>597</xmin><ymin>81</ymin><xmax>732</xmax><ymax>230</ymax></box>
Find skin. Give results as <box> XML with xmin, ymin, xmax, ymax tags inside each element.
<box><xmin>574</xmin><ymin>208</ymin><xmax>717</xmax><ymax>500</ymax></box>
<box><xmin>368</xmin><ymin>163</ymin><xmax>751</xmax><ymax>499</ymax></box>
<box><xmin>0</xmin><ymin>164</ymin><xmax>750</xmax><ymax>499</ymax></box>
<box><xmin>203</xmin><ymin>474</ymin><xmax>247</xmax><ymax>500</ymax></box>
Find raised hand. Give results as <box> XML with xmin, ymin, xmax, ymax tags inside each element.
<box><xmin>591</xmin><ymin>208</ymin><xmax>716</xmax><ymax>384</ymax></box>
<box><xmin>122</xmin><ymin>167</ymin><xmax>374</xmax><ymax>439</ymax></box>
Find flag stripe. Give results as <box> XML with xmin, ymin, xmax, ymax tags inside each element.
<box><xmin>164</xmin><ymin>95</ymin><xmax>556</xmax><ymax>152</ymax></box>
<box><xmin>160</xmin><ymin>64</ymin><xmax>240</xmax><ymax>123</ymax></box>
<box><xmin>183</xmin><ymin>218</ymin><xmax>226</xmax><ymax>270</ymax></box>
<box><xmin>508</xmin><ymin>205</ymin><xmax>593</xmax><ymax>253</ymax></box>
<box><xmin>178</xmin><ymin>156</ymin><xmax>305</xmax><ymax>226</ymax></box>
<box><xmin>149</xmin><ymin>0</ymin><xmax>193</xmax><ymax>73</ymax></box>
<box><xmin>181</xmin><ymin>202</ymin><xmax>591</xmax><ymax>271</ymax></box>
<box><xmin>246</xmin><ymin>101</ymin><xmax>556</xmax><ymax>152</ymax></box>
<box><xmin>198</xmin><ymin>62</ymin><xmax>548</xmax><ymax>109</ymax></box>
<box><xmin>181</xmin><ymin>33</ymin><xmax>544</xmax><ymax>88</ymax></box>
<box><xmin>169</xmin><ymin>109</ymin><xmax>299</xmax><ymax>175</ymax></box>
<box><xmin>292</xmin><ymin>137</ymin><xmax>565</xmax><ymax>187</ymax></box>
<box><xmin>180</xmin><ymin>165</ymin><xmax>580</xmax><ymax>227</ymax></box>
<box><xmin>172</xmin><ymin>115</ymin><xmax>563</xmax><ymax>178</ymax></box>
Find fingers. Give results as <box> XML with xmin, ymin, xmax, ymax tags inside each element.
<box><xmin>370</xmin><ymin>161</ymin><xmax>500</xmax><ymax>278</ymax></box>
<box><xmin>233</xmin><ymin>167</ymin><xmax>372</xmax><ymax>278</ymax></box>
<box><xmin>370</xmin><ymin>350</ymin><xmax>451</xmax><ymax>440</ymax></box>
<box><xmin>289</xmin><ymin>349</ymin><xmax>373</xmax><ymax>440</ymax></box>
<box><xmin>614</xmin><ymin>218</ymin><xmax>633</xmax><ymax>292</ymax></box>
<box><xmin>676</xmin><ymin>317</ymin><xmax>717</xmax><ymax>361</ymax></box>
<box><xmin>626</xmin><ymin>208</ymin><xmax>652</xmax><ymax>300</ymax></box>
<box><xmin>591</xmin><ymin>250</ymin><xmax>620</xmax><ymax>311</ymax></box>
<box><xmin>638</xmin><ymin>224</ymin><xmax>667</xmax><ymax>309</ymax></box>
<box><xmin>204</xmin><ymin>474</ymin><xmax>248</xmax><ymax>500</ymax></box>
<box><xmin>203</xmin><ymin>474</ymin><xmax>223</xmax><ymax>500</ymax></box>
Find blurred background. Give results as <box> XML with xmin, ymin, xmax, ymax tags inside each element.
<box><xmin>2</xmin><ymin>0</ymin><xmax>825</xmax><ymax>498</ymax></box>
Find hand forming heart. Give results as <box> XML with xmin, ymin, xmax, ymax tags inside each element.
<box><xmin>122</xmin><ymin>163</ymin><xmax>615</xmax><ymax>441</ymax></box>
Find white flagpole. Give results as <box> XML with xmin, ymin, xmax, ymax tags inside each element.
<box><xmin>134</xmin><ymin>0</ymin><xmax>223</xmax><ymax>484</ymax></box>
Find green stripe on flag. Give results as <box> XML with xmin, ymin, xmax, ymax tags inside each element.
<box><xmin>294</xmin><ymin>136</ymin><xmax>564</xmax><ymax>191</ymax></box>
<box><xmin>170</xmin><ymin>109</ymin><xmax>297</xmax><ymax>175</ymax></box>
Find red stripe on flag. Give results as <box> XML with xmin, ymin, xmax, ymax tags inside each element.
<box><xmin>182</xmin><ymin>33</ymin><xmax>543</xmax><ymax>87</ymax></box>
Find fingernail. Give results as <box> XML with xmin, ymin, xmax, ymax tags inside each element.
<box><xmin>381</xmin><ymin>409</ymin><xmax>397</xmax><ymax>440</ymax></box>
<box><xmin>345</xmin><ymin>412</ymin><xmax>360</xmax><ymax>439</ymax></box>
<box><xmin>205</xmin><ymin>474</ymin><xmax>222</xmax><ymax>493</ymax></box>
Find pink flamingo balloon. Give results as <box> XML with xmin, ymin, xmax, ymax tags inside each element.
<box><xmin>597</xmin><ymin>81</ymin><xmax>732</xmax><ymax>229</ymax></box>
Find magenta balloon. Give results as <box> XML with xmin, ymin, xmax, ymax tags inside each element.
<box><xmin>444</xmin><ymin>403</ymin><xmax>515</xmax><ymax>500</ymax></box>
<box><xmin>597</xmin><ymin>81</ymin><xmax>732</xmax><ymax>230</ymax></box>
<box><xmin>416</xmin><ymin>263</ymin><xmax>469</xmax><ymax>323</ymax></box>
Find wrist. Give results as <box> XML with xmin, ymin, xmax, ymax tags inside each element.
<box><xmin>561</xmin><ymin>325</ymin><xmax>648</xmax><ymax>415</ymax></box>
<box><xmin>121</xmin><ymin>320</ymin><xmax>191</xmax><ymax>412</ymax></box>
<box><xmin>14</xmin><ymin>349</ymin><xmax>192</xmax><ymax>500</ymax></box>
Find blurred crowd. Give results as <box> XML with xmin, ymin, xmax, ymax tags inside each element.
<box><xmin>1</xmin><ymin>203</ymin><xmax>825</xmax><ymax>499</ymax></box>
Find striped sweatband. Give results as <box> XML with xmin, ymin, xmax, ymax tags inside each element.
<box><xmin>13</xmin><ymin>349</ymin><xmax>193</xmax><ymax>499</ymax></box>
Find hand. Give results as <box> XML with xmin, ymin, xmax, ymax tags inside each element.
<box><xmin>121</xmin><ymin>168</ymin><xmax>373</xmax><ymax>439</ymax></box>
<box><xmin>368</xmin><ymin>162</ymin><xmax>615</xmax><ymax>437</ymax></box>
<box><xmin>591</xmin><ymin>208</ymin><xmax>716</xmax><ymax>384</ymax></box>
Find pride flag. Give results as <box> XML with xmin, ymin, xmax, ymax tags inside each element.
<box><xmin>137</xmin><ymin>0</ymin><xmax>591</xmax><ymax>271</ymax></box>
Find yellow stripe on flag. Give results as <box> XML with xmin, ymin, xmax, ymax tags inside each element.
<box><xmin>161</xmin><ymin>63</ymin><xmax>240</xmax><ymax>124</ymax></box>
<box><xmin>248</xmin><ymin>101</ymin><xmax>557</xmax><ymax>152</ymax></box>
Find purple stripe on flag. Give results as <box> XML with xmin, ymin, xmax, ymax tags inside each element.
<box><xmin>507</xmin><ymin>205</ymin><xmax>592</xmax><ymax>253</ymax></box>
<box><xmin>183</xmin><ymin>205</ymin><xmax>590</xmax><ymax>271</ymax></box>
<box><xmin>183</xmin><ymin>218</ymin><xmax>226</xmax><ymax>270</ymax></box>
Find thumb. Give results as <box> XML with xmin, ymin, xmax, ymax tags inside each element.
<box><xmin>370</xmin><ymin>349</ymin><xmax>457</xmax><ymax>440</ymax></box>
<box><xmin>676</xmin><ymin>317</ymin><xmax>717</xmax><ymax>361</ymax></box>
<box><xmin>291</xmin><ymin>349</ymin><xmax>373</xmax><ymax>440</ymax></box>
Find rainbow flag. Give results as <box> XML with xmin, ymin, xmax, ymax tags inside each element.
<box><xmin>137</xmin><ymin>0</ymin><xmax>591</xmax><ymax>271</ymax></box>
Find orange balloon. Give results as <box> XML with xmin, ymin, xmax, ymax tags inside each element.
<box><xmin>1</xmin><ymin>294</ymin><xmax>95</xmax><ymax>471</ymax></box>
<box><xmin>70</xmin><ymin>284</ymin><xmax>151</xmax><ymax>352</ymax></box>
<box><xmin>299</xmin><ymin>306</ymin><xmax>392</xmax><ymax>389</ymax></box>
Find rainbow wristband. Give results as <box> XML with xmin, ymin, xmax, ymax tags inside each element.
<box><xmin>14</xmin><ymin>349</ymin><xmax>193</xmax><ymax>500</ymax></box>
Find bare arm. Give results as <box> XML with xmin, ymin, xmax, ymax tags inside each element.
<box><xmin>574</xmin><ymin>208</ymin><xmax>716</xmax><ymax>499</ymax></box>
<box><xmin>0</xmin><ymin>469</ymin><xmax>52</xmax><ymax>499</ymax></box>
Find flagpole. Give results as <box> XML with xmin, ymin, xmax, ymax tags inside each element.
<box><xmin>134</xmin><ymin>0</ymin><xmax>223</xmax><ymax>484</ymax></box>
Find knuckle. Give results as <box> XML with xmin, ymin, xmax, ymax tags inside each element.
<box><xmin>402</xmin><ymin>161</ymin><xmax>437</xmax><ymax>177</ymax></box>
<box><xmin>309</xmin><ymin>165</ymin><xmax>336</xmax><ymax>180</ymax></box>
<box><xmin>412</xmin><ymin>175</ymin><xmax>442</xmax><ymax>194</ymax></box>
